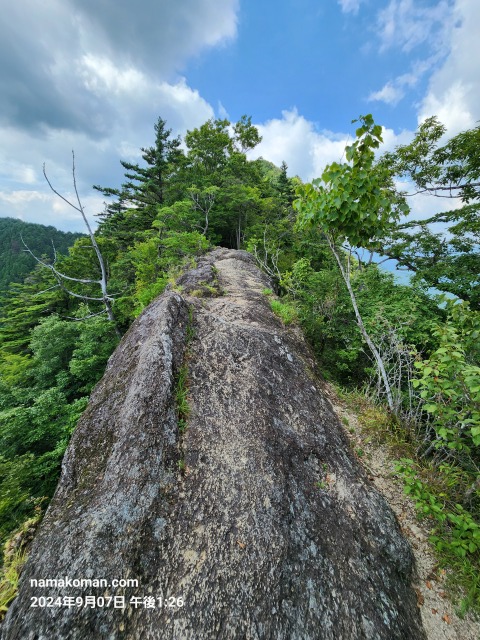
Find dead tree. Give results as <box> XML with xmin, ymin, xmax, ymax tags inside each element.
<box><xmin>188</xmin><ymin>186</ymin><xmax>219</xmax><ymax>236</ymax></box>
<box><xmin>23</xmin><ymin>152</ymin><xmax>121</xmax><ymax>338</ymax></box>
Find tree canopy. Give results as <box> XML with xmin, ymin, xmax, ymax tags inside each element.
<box><xmin>378</xmin><ymin>117</ymin><xmax>480</xmax><ymax>308</ymax></box>
<box><xmin>0</xmin><ymin>218</ymin><xmax>83</xmax><ymax>294</ymax></box>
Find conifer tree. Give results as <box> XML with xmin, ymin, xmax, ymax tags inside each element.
<box><xmin>94</xmin><ymin>117</ymin><xmax>184</xmax><ymax>237</ymax></box>
<box><xmin>276</xmin><ymin>161</ymin><xmax>295</xmax><ymax>206</ymax></box>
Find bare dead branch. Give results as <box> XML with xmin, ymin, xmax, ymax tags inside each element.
<box><xmin>34</xmin><ymin>284</ymin><xmax>61</xmax><ymax>297</ymax></box>
<box><xmin>251</xmin><ymin>227</ymin><xmax>283</xmax><ymax>288</ymax></box>
<box><xmin>21</xmin><ymin>236</ymin><xmax>101</xmax><ymax>285</ymax></box>
<box><xmin>51</xmin><ymin>277</ymin><xmax>106</xmax><ymax>302</ymax></box>
<box><xmin>405</xmin><ymin>181</ymin><xmax>480</xmax><ymax>198</ymax></box>
<box><xmin>42</xmin><ymin>152</ymin><xmax>122</xmax><ymax>337</ymax></box>
<box><xmin>42</xmin><ymin>164</ymin><xmax>82</xmax><ymax>214</ymax></box>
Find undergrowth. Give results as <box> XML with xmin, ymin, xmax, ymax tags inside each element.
<box><xmin>175</xmin><ymin>363</ymin><xmax>190</xmax><ymax>435</ymax></box>
<box><xmin>0</xmin><ymin>501</ymin><xmax>45</xmax><ymax>620</ymax></box>
<box><xmin>336</xmin><ymin>385</ymin><xmax>480</xmax><ymax>616</ymax></box>
<box><xmin>175</xmin><ymin>305</ymin><xmax>195</xmax><ymax>474</ymax></box>
<box><xmin>263</xmin><ymin>290</ymin><xmax>298</xmax><ymax>325</ymax></box>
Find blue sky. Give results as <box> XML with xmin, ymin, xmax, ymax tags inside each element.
<box><xmin>186</xmin><ymin>0</ymin><xmax>426</xmax><ymax>130</ymax></box>
<box><xmin>0</xmin><ymin>0</ymin><xmax>478</xmax><ymax>232</ymax></box>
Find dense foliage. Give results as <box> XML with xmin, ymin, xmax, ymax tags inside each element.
<box><xmin>378</xmin><ymin>117</ymin><xmax>480</xmax><ymax>308</ymax></box>
<box><xmin>0</xmin><ymin>113</ymin><xmax>478</xmax><ymax>608</ymax></box>
<box><xmin>292</xmin><ymin>116</ymin><xmax>479</xmax><ymax>608</ymax></box>
<box><xmin>0</xmin><ymin>218</ymin><xmax>83</xmax><ymax>294</ymax></box>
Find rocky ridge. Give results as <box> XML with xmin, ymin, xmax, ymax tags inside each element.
<box><xmin>1</xmin><ymin>248</ymin><xmax>426</xmax><ymax>639</ymax></box>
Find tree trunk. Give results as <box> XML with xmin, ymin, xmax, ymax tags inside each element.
<box><xmin>327</xmin><ymin>236</ymin><xmax>395</xmax><ymax>413</ymax></box>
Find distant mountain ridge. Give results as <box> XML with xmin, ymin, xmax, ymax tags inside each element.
<box><xmin>0</xmin><ymin>217</ymin><xmax>84</xmax><ymax>292</ymax></box>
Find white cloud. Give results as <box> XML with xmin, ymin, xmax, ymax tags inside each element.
<box><xmin>79</xmin><ymin>56</ymin><xmax>146</xmax><ymax>96</ymax></box>
<box><xmin>370</xmin><ymin>0</ymin><xmax>478</xmax><ymax>135</ymax></box>
<box><xmin>377</xmin><ymin>0</ymin><xmax>452</xmax><ymax>53</ymax></box>
<box><xmin>0</xmin><ymin>67</ymin><xmax>215</xmax><ymax>231</ymax></box>
<box><xmin>249</xmin><ymin>109</ymin><xmax>349</xmax><ymax>181</ymax></box>
<box><xmin>217</xmin><ymin>102</ymin><xmax>230</xmax><ymax>120</ymax></box>
<box><xmin>0</xmin><ymin>159</ymin><xmax>38</xmax><ymax>186</ymax></box>
<box><xmin>369</xmin><ymin>82</ymin><xmax>405</xmax><ymax>106</ymax></box>
<box><xmin>420</xmin><ymin>82</ymin><xmax>474</xmax><ymax>134</ymax></box>
<box><xmin>0</xmin><ymin>1</ymin><xmax>234</xmax><ymax>231</ymax></box>
<box><xmin>380</xmin><ymin>126</ymin><xmax>414</xmax><ymax>152</ymax></box>
<box><xmin>250</xmin><ymin>110</ymin><xmax>417</xmax><ymax>182</ymax></box>
<box><xmin>368</xmin><ymin>58</ymin><xmax>434</xmax><ymax>106</ymax></box>
<box><xmin>75</xmin><ymin>0</ymin><xmax>239</xmax><ymax>72</ymax></box>
<box><xmin>369</xmin><ymin>0</ymin><xmax>453</xmax><ymax>107</ymax></box>
<box><xmin>0</xmin><ymin>190</ymin><xmax>104</xmax><ymax>233</ymax></box>
<box><xmin>418</xmin><ymin>0</ymin><xmax>480</xmax><ymax>134</ymax></box>
<box><xmin>338</xmin><ymin>0</ymin><xmax>363</xmax><ymax>14</ymax></box>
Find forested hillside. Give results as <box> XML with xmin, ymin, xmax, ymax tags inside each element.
<box><xmin>0</xmin><ymin>114</ymin><xmax>478</xmax><ymax>614</ymax></box>
<box><xmin>0</xmin><ymin>218</ymin><xmax>83</xmax><ymax>294</ymax></box>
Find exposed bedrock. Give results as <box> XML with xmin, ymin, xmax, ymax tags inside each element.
<box><xmin>1</xmin><ymin>248</ymin><xmax>426</xmax><ymax>639</ymax></box>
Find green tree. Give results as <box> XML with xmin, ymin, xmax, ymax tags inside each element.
<box><xmin>184</xmin><ymin>116</ymin><xmax>261</xmax><ymax>185</ymax></box>
<box><xmin>95</xmin><ymin>117</ymin><xmax>184</xmax><ymax>240</ymax></box>
<box><xmin>378</xmin><ymin>117</ymin><xmax>480</xmax><ymax>308</ymax></box>
<box><xmin>233</xmin><ymin>115</ymin><xmax>263</xmax><ymax>152</ymax></box>
<box><xmin>29</xmin><ymin>315</ymin><xmax>79</xmax><ymax>391</ymax></box>
<box><xmin>276</xmin><ymin>161</ymin><xmax>295</xmax><ymax>206</ymax></box>
<box><xmin>68</xmin><ymin>308</ymin><xmax>119</xmax><ymax>392</ymax></box>
<box><xmin>184</xmin><ymin>118</ymin><xmax>234</xmax><ymax>185</ymax></box>
<box><xmin>295</xmin><ymin>115</ymin><xmax>409</xmax><ymax>411</ymax></box>
<box><xmin>413</xmin><ymin>299</ymin><xmax>480</xmax><ymax>453</ymax></box>
<box><xmin>182</xmin><ymin>116</ymin><xmax>264</xmax><ymax>247</ymax></box>
<box><xmin>0</xmin><ymin>264</ymin><xmax>68</xmax><ymax>359</ymax></box>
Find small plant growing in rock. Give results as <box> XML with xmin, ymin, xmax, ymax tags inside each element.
<box><xmin>175</xmin><ymin>365</ymin><xmax>190</xmax><ymax>420</ymax></box>
<box><xmin>177</xmin><ymin>459</ymin><xmax>186</xmax><ymax>473</ymax></box>
<box><xmin>270</xmin><ymin>299</ymin><xmax>298</xmax><ymax>325</ymax></box>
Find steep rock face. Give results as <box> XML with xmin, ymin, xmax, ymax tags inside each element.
<box><xmin>1</xmin><ymin>249</ymin><xmax>426</xmax><ymax>639</ymax></box>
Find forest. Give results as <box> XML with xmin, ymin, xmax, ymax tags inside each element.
<box><xmin>0</xmin><ymin>219</ymin><xmax>84</xmax><ymax>293</ymax></box>
<box><xmin>0</xmin><ymin>113</ymin><xmax>478</xmax><ymax>612</ymax></box>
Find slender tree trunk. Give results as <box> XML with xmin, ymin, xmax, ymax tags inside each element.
<box><xmin>236</xmin><ymin>215</ymin><xmax>242</xmax><ymax>250</ymax></box>
<box><xmin>326</xmin><ymin>235</ymin><xmax>395</xmax><ymax>412</ymax></box>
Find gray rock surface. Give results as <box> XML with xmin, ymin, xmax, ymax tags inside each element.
<box><xmin>1</xmin><ymin>248</ymin><xmax>426</xmax><ymax>639</ymax></box>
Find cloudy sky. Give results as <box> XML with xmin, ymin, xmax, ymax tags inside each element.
<box><xmin>0</xmin><ymin>0</ymin><xmax>478</xmax><ymax>232</ymax></box>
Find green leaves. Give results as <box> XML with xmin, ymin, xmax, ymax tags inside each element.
<box><xmin>395</xmin><ymin>458</ymin><xmax>480</xmax><ymax>559</ymax></box>
<box><xmin>413</xmin><ymin>299</ymin><xmax>480</xmax><ymax>451</ymax></box>
<box><xmin>294</xmin><ymin>114</ymin><xmax>406</xmax><ymax>250</ymax></box>
<box><xmin>377</xmin><ymin>117</ymin><xmax>480</xmax><ymax>308</ymax></box>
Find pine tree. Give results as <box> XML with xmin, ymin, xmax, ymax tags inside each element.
<box><xmin>94</xmin><ymin>117</ymin><xmax>184</xmax><ymax>240</ymax></box>
<box><xmin>276</xmin><ymin>161</ymin><xmax>295</xmax><ymax>206</ymax></box>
